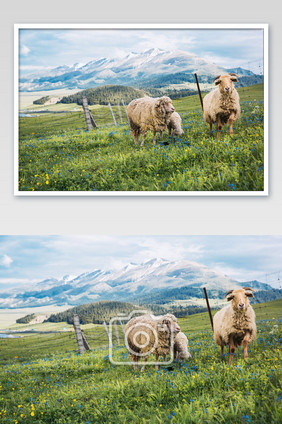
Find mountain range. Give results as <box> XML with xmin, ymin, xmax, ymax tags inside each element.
<box><xmin>19</xmin><ymin>48</ymin><xmax>258</xmax><ymax>92</ymax></box>
<box><xmin>0</xmin><ymin>258</ymin><xmax>273</xmax><ymax>309</ymax></box>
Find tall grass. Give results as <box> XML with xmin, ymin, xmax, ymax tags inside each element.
<box><xmin>0</xmin><ymin>300</ymin><xmax>280</xmax><ymax>423</ymax></box>
<box><xmin>18</xmin><ymin>85</ymin><xmax>264</xmax><ymax>192</ymax></box>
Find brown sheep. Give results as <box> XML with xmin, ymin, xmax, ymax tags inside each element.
<box><xmin>173</xmin><ymin>331</ymin><xmax>192</xmax><ymax>360</ymax></box>
<box><xmin>203</xmin><ymin>73</ymin><xmax>241</xmax><ymax>139</ymax></box>
<box><xmin>213</xmin><ymin>287</ymin><xmax>257</xmax><ymax>364</ymax></box>
<box><xmin>125</xmin><ymin>313</ymin><xmax>180</xmax><ymax>371</ymax></box>
<box><xmin>167</xmin><ymin>112</ymin><xmax>184</xmax><ymax>136</ymax></box>
<box><xmin>127</xmin><ymin>96</ymin><xmax>175</xmax><ymax>145</ymax></box>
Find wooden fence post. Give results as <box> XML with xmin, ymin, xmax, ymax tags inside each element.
<box><xmin>122</xmin><ymin>99</ymin><xmax>129</xmax><ymax>123</ymax></box>
<box><xmin>73</xmin><ymin>314</ymin><xmax>86</xmax><ymax>354</ymax></box>
<box><xmin>81</xmin><ymin>332</ymin><xmax>91</xmax><ymax>351</ymax></box>
<box><xmin>108</xmin><ymin>103</ymin><xmax>117</xmax><ymax>126</ymax></box>
<box><xmin>203</xmin><ymin>287</ymin><xmax>214</xmax><ymax>331</ymax></box>
<box><xmin>117</xmin><ymin>103</ymin><xmax>123</xmax><ymax>124</ymax></box>
<box><xmin>194</xmin><ymin>73</ymin><xmax>203</xmax><ymax>111</ymax></box>
<box><xmin>114</xmin><ymin>322</ymin><xmax>120</xmax><ymax>345</ymax></box>
<box><xmin>82</xmin><ymin>96</ymin><xmax>93</xmax><ymax>131</ymax></box>
<box><xmin>89</xmin><ymin>110</ymin><xmax>98</xmax><ymax>128</ymax></box>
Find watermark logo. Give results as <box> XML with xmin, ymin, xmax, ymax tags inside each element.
<box><xmin>108</xmin><ymin>310</ymin><xmax>175</xmax><ymax>366</ymax></box>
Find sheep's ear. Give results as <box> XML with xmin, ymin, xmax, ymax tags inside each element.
<box><xmin>227</xmin><ymin>295</ymin><xmax>234</xmax><ymax>301</ymax></box>
<box><xmin>162</xmin><ymin>318</ymin><xmax>171</xmax><ymax>328</ymax></box>
<box><xmin>224</xmin><ymin>290</ymin><xmax>234</xmax><ymax>298</ymax></box>
<box><xmin>229</xmin><ymin>73</ymin><xmax>239</xmax><ymax>83</ymax></box>
<box><xmin>246</xmin><ymin>292</ymin><xmax>254</xmax><ymax>298</ymax></box>
<box><xmin>213</xmin><ymin>75</ymin><xmax>221</xmax><ymax>85</ymax></box>
<box><xmin>155</xmin><ymin>98</ymin><xmax>162</xmax><ymax>108</ymax></box>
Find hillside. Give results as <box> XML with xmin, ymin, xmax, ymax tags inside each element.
<box><xmin>18</xmin><ymin>84</ymin><xmax>264</xmax><ymax>193</ymax></box>
<box><xmin>59</xmin><ymin>84</ymin><xmax>147</xmax><ymax>106</ymax></box>
<box><xmin>0</xmin><ymin>300</ymin><xmax>280</xmax><ymax>423</ymax></box>
<box><xmin>133</xmin><ymin>286</ymin><xmax>282</xmax><ymax>306</ymax></box>
<box><xmin>46</xmin><ymin>301</ymin><xmax>167</xmax><ymax>325</ymax></box>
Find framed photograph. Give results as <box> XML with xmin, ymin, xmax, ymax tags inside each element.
<box><xmin>14</xmin><ymin>24</ymin><xmax>268</xmax><ymax>196</ymax></box>
<box><xmin>0</xmin><ymin>234</ymin><xmax>281</xmax><ymax>423</ymax></box>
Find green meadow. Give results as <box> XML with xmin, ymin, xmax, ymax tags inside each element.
<box><xmin>18</xmin><ymin>84</ymin><xmax>264</xmax><ymax>192</ymax></box>
<box><xmin>0</xmin><ymin>299</ymin><xmax>281</xmax><ymax>423</ymax></box>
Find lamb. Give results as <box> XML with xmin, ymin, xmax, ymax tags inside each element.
<box><xmin>173</xmin><ymin>331</ymin><xmax>192</xmax><ymax>360</ymax></box>
<box><xmin>167</xmin><ymin>112</ymin><xmax>184</xmax><ymax>136</ymax></box>
<box><xmin>127</xmin><ymin>96</ymin><xmax>175</xmax><ymax>145</ymax></box>
<box><xmin>125</xmin><ymin>313</ymin><xmax>180</xmax><ymax>371</ymax></box>
<box><xmin>203</xmin><ymin>73</ymin><xmax>241</xmax><ymax>139</ymax></box>
<box><xmin>213</xmin><ymin>287</ymin><xmax>257</xmax><ymax>364</ymax></box>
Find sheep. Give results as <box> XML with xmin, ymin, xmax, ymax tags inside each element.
<box><xmin>167</xmin><ymin>112</ymin><xmax>184</xmax><ymax>136</ymax></box>
<box><xmin>173</xmin><ymin>331</ymin><xmax>192</xmax><ymax>360</ymax></box>
<box><xmin>203</xmin><ymin>73</ymin><xmax>241</xmax><ymax>139</ymax></box>
<box><xmin>127</xmin><ymin>96</ymin><xmax>175</xmax><ymax>146</ymax></box>
<box><xmin>125</xmin><ymin>313</ymin><xmax>180</xmax><ymax>371</ymax></box>
<box><xmin>213</xmin><ymin>287</ymin><xmax>257</xmax><ymax>364</ymax></box>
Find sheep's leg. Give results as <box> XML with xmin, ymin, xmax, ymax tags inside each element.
<box><xmin>155</xmin><ymin>353</ymin><xmax>159</xmax><ymax>370</ymax></box>
<box><xmin>140</xmin><ymin>132</ymin><xmax>146</xmax><ymax>146</ymax></box>
<box><xmin>242</xmin><ymin>332</ymin><xmax>251</xmax><ymax>359</ymax></box>
<box><xmin>140</xmin><ymin>356</ymin><xmax>148</xmax><ymax>372</ymax></box>
<box><xmin>228</xmin><ymin>337</ymin><xmax>236</xmax><ymax>364</ymax></box>
<box><xmin>209</xmin><ymin>123</ymin><xmax>213</xmax><ymax>134</ymax></box>
<box><xmin>153</xmin><ymin>131</ymin><xmax>157</xmax><ymax>145</ymax></box>
<box><xmin>163</xmin><ymin>354</ymin><xmax>167</xmax><ymax>363</ymax></box>
<box><xmin>220</xmin><ymin>345</ymin><xmax>224</xmax><ymax>357</ymax></box>
<box><xmin>132</xmin><ymin>128</ymin><xmax>140</xmax><ymax>145</ymax></box>
<box><xmin>228</xmin><ymin>119</ymin><xmax>234</xmax><ymax>135</ymax></box>
<box><xmin>216</xmin><ymin>121</ymin><xmax>222</xmax><ymax>140</ymax></box>
<box><xmin>133</xmin><ymin>356</ymin><xmax>139</xmax><ymax>370</ymax></box>
<box><xmin>228</xmin><ymin>113</ymin><xmax>236</xmax><ymax>135</ymax></box>
<box><xmin>133</xmin><ymin>134</ymin><xmax>139</xmax><ymax>145</ymax></box>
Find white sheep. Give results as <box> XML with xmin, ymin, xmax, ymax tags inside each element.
<box><xmin>167</xmin><ymin>112</ymin><xmax>184</xmax><ymax>136</ymax></box>
<box><xmin>125</xmin><ymin>313</ymin><xmax>180</xmax><ymax>371</ymax></box>
<box><xmin>173</xmin><ymin>331</ymin><xmax>192</xmax><ymax>360</ymax></box>
<box><xmin>127</xmin><ymin>96</ymin><xmax>175</xmax><ymax>145</ymax></box>
<box><xmin>203</xmin><ymin>73</ymin><xmax>241</xmax><ymax>139</ymax></box>
<box><xmin>213</xmin><ymin>287</ymin><xmax>257</xmax><ymax>364</ymax></box>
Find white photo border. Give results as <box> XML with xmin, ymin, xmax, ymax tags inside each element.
<box><xmin>14</xmin><ymin>23</ymin><xmax>269</xmax><ymax>197</ymax></box>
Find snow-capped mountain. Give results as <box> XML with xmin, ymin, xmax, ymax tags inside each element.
<box><xmin>19</xmin><ymin>48</ymin><xmax>255</xmax><ymax>92</ymax></box>
<box><xmin>0</xmin><ymin>258</ymin><xmax>272</xmax><ymax>308</ymax></box>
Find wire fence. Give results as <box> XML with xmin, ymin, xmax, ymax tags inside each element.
<box><xmin>19</xmin><ymin>101</ymin><xmax>130</xmax><ymax>141</ymax></box>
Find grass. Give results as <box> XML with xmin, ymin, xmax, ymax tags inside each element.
<box><xmin>0</xmin><ymin>300</ymin><xmax>281</xmax><ymax>423</ymax></box>
<box><xmin>18</xmin><ymin>84</ymin><xmax>264</xmax><ymax>192</ymax></box>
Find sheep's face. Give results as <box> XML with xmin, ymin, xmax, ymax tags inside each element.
<box><xmin>179</xmin><ymin>351</ymin><xmax>192</xmax><ymax>360</ymax></box>
<box><xmin>226</xmin><ymin>288</ymin><xmax>254</xmax><ymax>312</ymax></box>
<box><xmin>173</xmin><ymin>128</ymin><xmax>185</xmax><ymax>136</ymax></box>
<box><xmin>158</xmin><ymin>314</ymin><xmax>180</xmax><ymax>335</ymax></box>
<box><xmin>155</xmin><ymin>96</ymin><xmax>175</xmax><ymax>116</ymax></box>
<box><xmin>213</xmin><ymin>74</ymin><xmax>238</xmax><ymax>96</ymax></box>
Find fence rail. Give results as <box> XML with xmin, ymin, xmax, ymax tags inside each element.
<box><xmin>19</xmin><ymin>99</ymin><xmax>129</xmax><ymax>140</ymax></box>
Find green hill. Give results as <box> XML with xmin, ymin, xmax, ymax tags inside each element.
<box><xmin>0</xmin><ymin>299</ymin><xmax>280</xmax><ymax>423</ymax></box>
<box><xmin>46</xmin><ymin>301</ymin><xmax>167</xmax><ymax>325</ymax></box>
<box><xmin>59</xmin><ymin>84</ymin><xmax>147</xmax><ymax>105</ymax></box>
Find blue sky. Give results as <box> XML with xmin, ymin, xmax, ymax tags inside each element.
<box><xmin>19</xmin><ymin>28</ymin><xmax>264</xmax><ymax>75</ymax></box>
<box><xmin>0</xmin><ymin>236</ymin><xmax>281</xmax><ymax>289</ymax></box>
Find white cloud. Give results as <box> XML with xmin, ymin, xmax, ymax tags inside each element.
<box><xmin>20</xmin><ymin>44</ymin><xmax>30</xmax><ymax>56</ymax></box>
<box><xmin>0</xmin><ymin>255</ymin><xmax>13</xmax><ymax>267</ymax></box>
